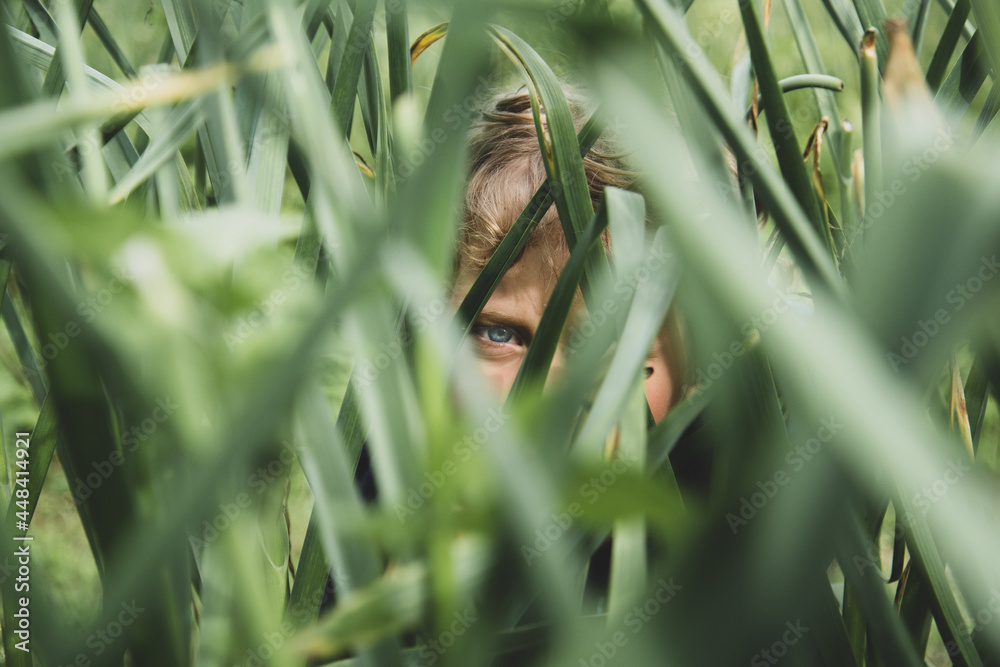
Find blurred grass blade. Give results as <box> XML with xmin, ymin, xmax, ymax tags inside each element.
<box><xmin>243</xmin><ymin>73</ymin><xmax>292</xmax><ymax>214</ymax></box>
<box><xmin>647</xmin><ymin>389</ymin><xmax>708</xmax><ymax>471</ymax></box>
<box><xmin>575</xmin><ymin>223</ymin><xmax>678</xmax><ymax>457</ymax></box>
<box><xmin>300</xmin><ymin>563</ymin><xmax>425</xmax><ymax>663</ymax></box>
<box><xmin>965</xmin><ymin>355</ymin><xmax>991</xmax><ymax>454</ymax></box>
<box><xmin>294</xmin><ymin>382</ymin><xmax>407</xmax><ymax>665</ymax></box>
<box><xmin>841</xmin><ymin>580</ymin><xmax>867</xmax><ymax>665</ymax></box>
<box><xmin>390</xmin><ymin>5</ymin><xmax>490</xmax><ymax>275</ymax></box>
<box><xmin>606</xmin><ymin>381</ymin><xmax>648</xmax><ymax>625</ymax></box>
<box><xmin>655</xmin><ymin>40</ymin><xmax>731</xmax><ymax>194</ymax></box>
<box><xmin>54</xmin><ymin>0</ymin><xmax>106</xmax><ymax>201</ymax></box>
<box><xmin>41</xmin><ymin>0</ymin><xmax>95</xmax><ymax>98</ymax></box>
<box><xmin>325</xmin><ymin>1</ymin><xmax>350</xmax><ymax>95</ymax></box>
<box><xmin>107</xmin><ymin>100</ymin><xmax>205</xmax><ymax>205</ymax></box>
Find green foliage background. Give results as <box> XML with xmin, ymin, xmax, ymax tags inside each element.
<box><xmin>0</xmin><ymin>0</ymin><xmax>999</xmax><ymax>666</ymax></box>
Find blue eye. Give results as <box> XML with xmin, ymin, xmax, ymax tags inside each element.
<box><xmin>483</xmin><ymin>326</ymin><xmax>514</xmax><ymax>343</ymax></box>
<box><xmin>473</xmin><ymin>324</ymin><xmax>520</xmax><ymax>345</ymax></box>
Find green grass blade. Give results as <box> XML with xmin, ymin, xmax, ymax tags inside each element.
<box><xmin>160</xmin><ymin>0</ymin><xmax>196</xmax><ymax>61</ymax></box>
<box><xmin>739</xmin><ymin>0</ymin><xmax>831</xmax><ymax>257</ymax></box>
<box><xmin>901</xmin><ymin>531</ymin><xmax>984</xmax><ymax>667</ymax></box>
<box><xmin>286</xmin><ymin>514</ymin><xmax>330</xmax><ymax>628</ymax></box>
<box><xmin>490</xmin><ymin>27</ymin><xmax>597</xmax><ymax>248</ymax></box>
<box><xmin>385</xmin><ymin>0</ymin><xmax>412</xmax><ymax>100</ymax></box>
<box><xmin>325</xmin><ymin>1</ymin><xmax>350</xmax><ymax>94</ymax></box>
<box><xmin>1</xmin><ymin>296</ymin><xmax>47</xmax><ymax>405</ymax></box>
<box><xmin>972</xmin><ymin>82</ymin><xmax>1000</xmax><ymax>140</ymax></box>
<box><xmin>300</xmin><ymin>564</ymin><xmax>425</xmax><ymax>663</ymax></box>
<box><xmin>507</xmin><ymin>197</ymin><xmax>608</xmax><ymax>403</ymax></box>
<box><xmin>243</xmin><ymin>73</ymin><xmax>292</xmax><ymax>214</ymax></box>
<box><xmin>331</xmin><ymin>0</ymin><xmax>376</xmax><ymax>137</ymax></box>
<box><xmin>371</xmin><ymin>44</ymin><xmax>394</xmax><ymax>200</ymax></box>
<box><xmin>267</xmin><ymin>0</ymin><xmax>374</xmax><ymax>271</ymax></box>
<box><xmin>851</xmin><ymin>0</ymin><xmax>890</xmax><ymax>65</ymax></box>
<box><xmin>906</xmin><ymin>0</ymin><xmax>934</xmax><ymax>57</ymax></box>
<box><xmin>934</xmin><ymin>31</ymin><xmax>990</xmax><ymax>123</ymax></box>
<box><xmin>3</xmin><ymin>396</ymin><xmax>56</xmax><ymax>528</ymax></box>
<box><xmin>836</xmin><ymin>509</ymin><xmax>924</xmax><ymax>666</ymax></box>
<box><xmin>970</xmin><ymin>0</ymin><xmax>1000</xmax><ymax>76</ymax></box>
<box><xmin>19</xmin><ymin>0</ymin><xmax>57</xmax><ymax>44</ymax></box>
<box><xmin>655</xmin><ymin>40</ymin><xmax>731</xmax><ymax>192</ymax></box>
<box><xmin>936</xmin><ymin>0</ymin><xmax>977</xmax><ymax>40</ymax></box>
<box><xmin>806</xmin><ymin>569</ymin><xmax>860</xmax><ymax>667</ymax></box>
<box><xmin>356</xmin><ymin>33</ymin><xmax>382</xmax><ymax>158</ymax></box>
<box><xmin>647</xmin><ymin>389</ymin><xmax>708</xmax><ymax>472</ymax></box>
<box><xmin>820</xmin><ymin>0</ymin><xmax>866</xmax><ymax>56</ymax></box>
<box><xmin>926</xmin><ymin>0</ymin><xmax>971</xmax><ymax>92</ymax></box>
<box><xmin>860</xmin><ymin>29</ymin><xmax>882</xmax><ymax>230</ymax></box>
<box><xmin>8</xmin><ymin>27</ymin><xmax>156</xmax><ymax>136</ymax></box>
<box><xmin>86</xmin><ymin>8</ymin><xmax>137</xmax><ymax>78</ymax></box>
<box><xmin>897</xmin><ymin>563</ymin><xmax>933</xmax><ymax>653</ymax></box>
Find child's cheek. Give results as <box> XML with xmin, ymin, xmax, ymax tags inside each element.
<box><xmin>644</xmin><ymin>358</ymin><xmax>674</xmax><ymax>423</ymax></box>
<box><xmin>479</xmin><ymin>357</ymin><xmax>521</xmax><ymax>400</ymax></box>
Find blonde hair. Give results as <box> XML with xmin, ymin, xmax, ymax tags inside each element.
<box><xmin>458</xmin><ymin>88</ymin><xmax>635</xmax><ymax>274</ymax></box>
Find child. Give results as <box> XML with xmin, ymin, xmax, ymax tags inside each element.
<box><xmin>452</xmin><ymin>88</ymin><xmax>686</xmax><ymax>421</ymax></box>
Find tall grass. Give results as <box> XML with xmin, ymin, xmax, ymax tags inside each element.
<box><xmin>0</xmin><ymin>0</ymin><xmax>999</xmax><ymax>665</ymax></box>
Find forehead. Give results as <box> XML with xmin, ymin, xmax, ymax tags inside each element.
<box><xmin>455</xmin><ymin>240</ymin><xmax>563</xmax><ymax>302</ymax></box>
<box><xmin>453</xmin><ymin>239</ymin><xmax>582</xmax><ymax>326</ymax></box>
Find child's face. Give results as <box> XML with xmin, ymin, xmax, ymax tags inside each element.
<box><xmin>453</xmin><ymin>242</ymin><xmax>676</xmax><ymax>422</ymax></box>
